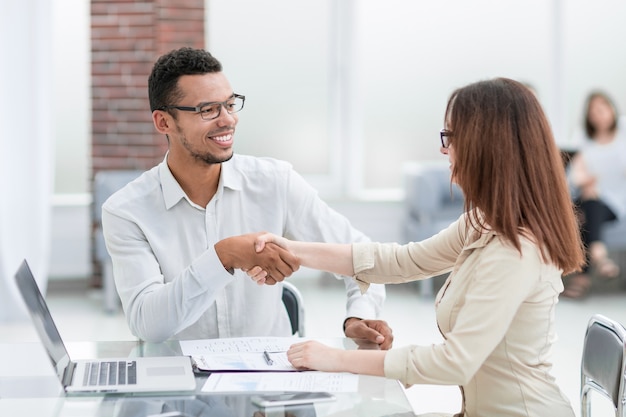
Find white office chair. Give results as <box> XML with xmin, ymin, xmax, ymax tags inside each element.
<box><xmin>580</xmin><ymin>313</ymin><xmax>626</xmax><ymax>417</ymax></box>
<box><xmin>282</xmin><ymin>281</ymin><xmax>305</xmax><ymax>336</ymax></box>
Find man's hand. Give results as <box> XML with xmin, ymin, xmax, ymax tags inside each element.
<box><xmin>245</xmin><ymin>233</ymin><xmax>292</xmax><ymax>285</ymax></box>
<box><xmin>344</xmin><ymin>318</ymin><xmax>394</xmax><ymax>350</ymax></box>
<box><xmin>215</xmin><ymin>233</ymin><xmax>300</xmax><ymax>284</ymax></box>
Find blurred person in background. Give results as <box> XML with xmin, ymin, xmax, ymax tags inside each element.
<box><xmin>564</xmin><ymin>91</ymin><xmax>626</xmax><ymax>299</ymax></box>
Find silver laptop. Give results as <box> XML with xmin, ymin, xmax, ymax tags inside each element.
<box><xmin>14</xmin><ymin>259</ymin><xmax>197</xmax><ymax>395</ymax></box>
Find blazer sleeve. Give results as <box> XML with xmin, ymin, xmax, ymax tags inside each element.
<box><xmin>351</xmin><ymin>214</ymin><xmax>468</xmax><ymax>293</ymax></box>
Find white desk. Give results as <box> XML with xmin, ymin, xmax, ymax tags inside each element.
<box><xmin>0</xmin><ymin>339</ymin><xmax>421</xmax><ymax>417</ymax></box>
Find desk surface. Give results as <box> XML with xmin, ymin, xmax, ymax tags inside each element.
<box><xmin>0</xmin><ymin>339</ymin><xmax>419</xmax><ymax>417</ymax></box>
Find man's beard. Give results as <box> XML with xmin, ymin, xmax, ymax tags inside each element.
<box><xmin>180</xmin><ymin>133</ymin><xmax>234</xmax><ymax>165</ymax></box>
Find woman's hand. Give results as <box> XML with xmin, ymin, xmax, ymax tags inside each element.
<box><xmin>570</xmin><ymin>154</ymin><xmax>599</xmax><ymax>198</ymax></box>
<box><xmin>253</xmin><ymin>232</ymin><xmax>290</xmax><ymax>253</ymax></box>
<box><xmin>287</xmin><ymin>341</ymin><xmax>345</xmax><ymax>372</ymax></box>
<box><xmin>288</xmin><ymin>340</ymin><xmax>387</xmax><ymax>377</ymax></box>
<box><xmin>245</xmin><ymin>234</ymin><xmax>354</xmax><ymax>283</ymax></box>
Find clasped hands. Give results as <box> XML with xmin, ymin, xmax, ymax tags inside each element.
<box><xmin>246</xmin><ymin>233</ymin><xmax>292</xmax><ymax>285</ymax></box>
<box><xmin>214</xmin><ymin>232</ymin><xmax>297</xmax><ymax>285</ymax></box>
<box><xmin>215</xmin><ymin>232</ymin><xmax>394</xmax><ymax>350</ymax></box>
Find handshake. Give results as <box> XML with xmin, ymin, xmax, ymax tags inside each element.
<box><xmin>216</xmin><ymin>232</ymin><xmax>394</xmax><ymax>349</ymax></box>
<box><xmin>214</xmin><ymin>232</ymin><xmax>297</xmax><ymax>285</ymax></box>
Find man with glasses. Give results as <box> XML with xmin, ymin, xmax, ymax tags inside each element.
<box><xmin>101</xmin><ymin>47</ymin><xmax>392</xmax><ymax>347</ymax></box>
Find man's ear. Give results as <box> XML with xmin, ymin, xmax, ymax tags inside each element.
<box><xmin>152</xmin><ymin>110</ymin><xmax>172</xmax><ymax>134</ymax></box>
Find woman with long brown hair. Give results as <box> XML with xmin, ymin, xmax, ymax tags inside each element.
<box><xmin>246</xmin><ymin>78</ymin><xmax>585</xmax><ymax>416</ymax></box>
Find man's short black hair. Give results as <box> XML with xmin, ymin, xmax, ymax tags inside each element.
<box><xmin>148</xmin><ymin>47</ymin><xmax>223</xmax><ymax>112</ymax></box>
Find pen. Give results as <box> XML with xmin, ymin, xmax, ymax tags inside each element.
<box><xmin>263</xmin><ymin>350</ymin><xmax>274</xmax><ymax>366</ymax></box>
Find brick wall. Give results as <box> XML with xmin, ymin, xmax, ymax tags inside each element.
<box><xmin>90</xmin><ymin>0</ymin><xmax>205</xmax><ymax>284</ymax></box>
<box><xmin>91</xmin><ymin>0</ymin><xmax>205</xmax><ymax>172</ymax></box>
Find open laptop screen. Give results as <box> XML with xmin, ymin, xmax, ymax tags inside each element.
<box><xmin>14</xmin><ymin>260</ymin><xmax>72</xmax><ymax>380</ymax></box>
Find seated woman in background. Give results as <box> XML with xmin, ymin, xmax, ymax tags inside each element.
<box><xmin>564</xmin><ymin>91</ymin><xmax>626</xmax><ymax>299</ymax></box>
<box><xmin>247</xmin><ymin>78</ymin><xmax>584</xmax><ymax>417</ymax></box>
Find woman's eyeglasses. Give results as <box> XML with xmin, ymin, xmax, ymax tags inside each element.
<box><xmin>440</xmin><ymin>129</ymin><xmax>453</xmax><ymax>148</ymax></box>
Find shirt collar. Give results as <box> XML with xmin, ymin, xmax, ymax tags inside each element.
<box><xmin>220</xmin><ymin>157</ymin><xmax>244</xmax><ymax>191</ymax></box>
<box><xmin>159</xmin><ymin>155</ymin><xmax>185</xmax><ymax>210</ymax></box>
<box><xmin>159</xmin><ymin>154</ymin><xmax>244</xmax><ymax>210</ymax></box>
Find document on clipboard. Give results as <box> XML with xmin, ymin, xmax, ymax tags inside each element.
<box><xmin>179</xmin><ymin>337</ymin><xmax>302</xmax><ymax>372</ymax></box>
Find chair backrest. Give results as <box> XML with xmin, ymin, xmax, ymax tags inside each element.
<box><xmin>281</xmin><ymin>281</ymin><xmax>305</xmax><ymax>336</ymax></box>
<box><xmin>92</xmin><ymin>170</ymin><xmax>144</xmax><ymax>313</ymax></box>
<box><xmin>402</xmin><ymin>161</ymin><xmax>465</xmax><ymax>242</ymax></box>
<box><xmin>93</xmin><ymin>170</ymin><xmax>143</xmax><ymax>261</ymax></box>
<box><xmin>580</xmin><ymin>313</ymin><xmax>626</xmax><ymax>417</ymax></box>
<box><xmin>403</xmin><ymin>161</ymin><xmax>464</xmax><ymax>216</ymax></box>
<box><xmin>93</xmin><ymin>170</ymin><xmax>143</xmax><ymax>221</ymax></box>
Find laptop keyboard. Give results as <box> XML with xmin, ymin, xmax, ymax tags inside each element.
<box><xmin>82</xmin><ymin>360</ymin><xmax>137</xmax><ymax>386</ymax></box>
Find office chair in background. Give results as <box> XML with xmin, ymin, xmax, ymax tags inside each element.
<box><xmin>282</xmin><ymin>281</ymin><xmax>305</xmax><ymax>336</ymax></box>
<box><xmin>580</xmin><ymin>313</ymin><xmax>626</xmax><ymax>416</ymax></box>
<box><xmin>93</xmin><ymin>170</ymin><xmax>143</xmax><ymax>313</ymax></box>
<box><xmin>403</xmin><ymin>161</ymin><xmax>464</xmax><ymax>297</ymax></box>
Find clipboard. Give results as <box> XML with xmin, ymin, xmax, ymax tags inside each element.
<box><xmin>190</xmin><ymin>350</ymin><xmax>297</xmax><ymax>373</ymax></box>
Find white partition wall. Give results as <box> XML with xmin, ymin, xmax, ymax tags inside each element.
<box><xmin>206</xmin><ymin>0</ymin><xmax>626</xmax><ymax>200</ymax></box>
<box><xmin>35</xmin><ymin>0</ymin><xmax>626</xmax><ymax>277</ymax></box>
<box><xmin>0</xmin><ymin>0</ymin><xmax>54</xmax><ymax>320</ymax></box>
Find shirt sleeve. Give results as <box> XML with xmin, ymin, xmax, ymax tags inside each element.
<box><xmin>281</xmin><ymin>168</ymin><xmax>385</xmax><ymax>321</ymax></box>
<box><xmin>102</xmin><ymin>205</ymin><xmax>234</xmax><ymax>342</ymax></box>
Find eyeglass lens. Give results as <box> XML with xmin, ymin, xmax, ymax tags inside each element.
<box><xmin>199</xmin><ymin>96</ymin><xmax>244</xmax><ymax>120</ymax></box>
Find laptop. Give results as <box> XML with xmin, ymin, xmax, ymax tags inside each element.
<box><xmin>14</xmin><ymin>259</ymin><xmax>197</xmax><ymax>395</ymax></box>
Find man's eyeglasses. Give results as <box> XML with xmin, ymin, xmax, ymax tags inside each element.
<box><xmin>159</xmin><ymin>94</ymin><xmax>245</xmax><ymax>121</ymax></box>
<box><xmin>440</xmin><ymin>129</ymin><xmax>453</xmax><ymax>148</ymax></box>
